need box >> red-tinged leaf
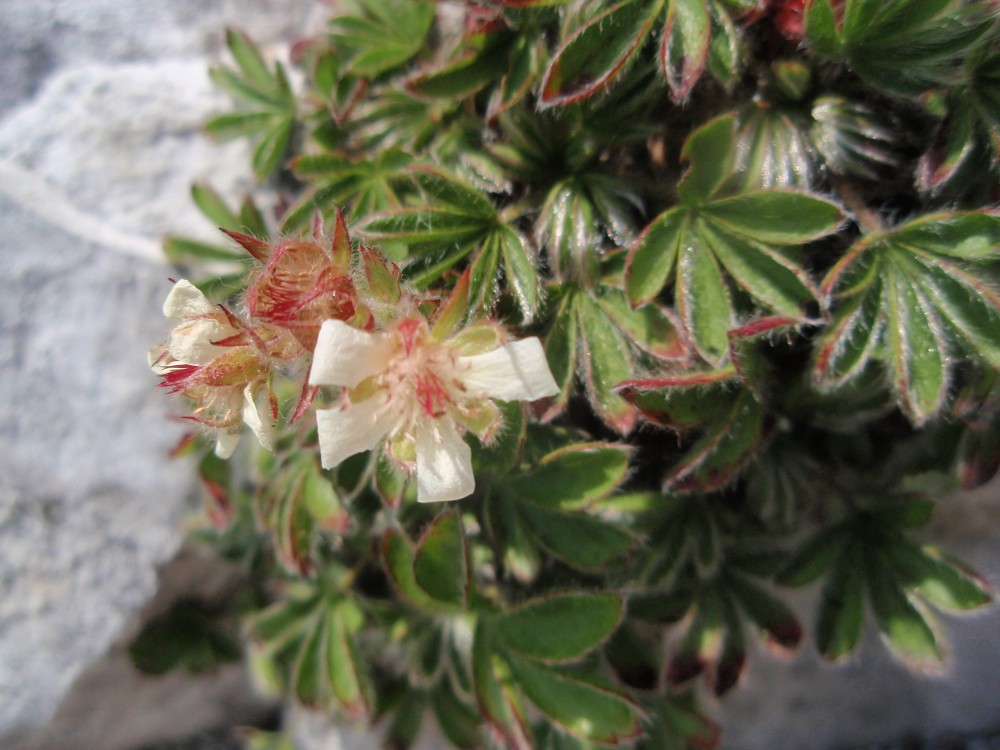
[812,276,883,385]
[432,269,472,341]
[596,285,690,360]
[727,574,803,649]
[576,294,638,433]
[883,264,948,425]
[221,228,270,262]
[488,36,545,120]
[666,390,767,492]
[661,0,712,102]
[676,230,733,365]
[618,365,738,393]
[918,102,976,193]
[539,0,664,108]
[359,245,401,307]
[330,207,352,270]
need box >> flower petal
[242,384,275,450]
[310,319,393,389]
[315,393,394,469]
[415,417,475,503]
[168,318,232,365]
[459,337,559,402]
[163,279,217,323]
[214,428,240,459]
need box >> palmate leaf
[207,29,296,180]
[246,584,372,717]
[544,283,687,433]
[626,116,841,364]
[779,499,993,667]
[814,211,1000,425]
[540,0,665,108]
[803,0,994,97]
[635,559,802,696]
[540,0,744,106]
[484,441,636,581]
[473,620,644,747]
[357,166,540,319]
[620,362,770,494]
[329,0,435,78]
[284,148,413,233]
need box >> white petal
[242,385,275,451]
[310,320,393,388]
[147,342,169,373]
[168,318,231,365]
[163,279,217,323]
[415,418,475,503]
[214,429,240,459]
[458,337,559,402]
[315,394,394,469]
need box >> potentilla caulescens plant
[147,3,1000,748]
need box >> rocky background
[0,2,998,749]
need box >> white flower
[150,280,274,458]
[308,317,559,503]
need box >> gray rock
[0,190,196,732]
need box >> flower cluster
[152,218,558,503]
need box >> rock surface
[1,1,1000,749]
[0,0,322,738]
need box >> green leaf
[518,501,636,571]
[883,264,948,424]
[883,540,993,611]
[676,229,732,365]
[493,593,624,663]
[677,115,736,205]
[702,190,844,245]
[190,183,241,230]
[163,236,246,264]
[661,0,712,101]
[327,601,370,717]
[359,208,487,245]
[665,390,767,493]
[803,0,842,56]
[330,0,435,77]
[595,286,688,360]
[412,166,497,218]
[382,531,440,610]
[892,211,1000,260]
[540,0,664,108]
[727,574,802,648]
[699,220,819,319]
[413,510,470,608]
[408,38,514,100]
[626,207,686,305]
[576,294,638,433]
[778,528,848,586]
[816,545,865,660]
[472,623,532,748]
[506,654,645,744]
[226,28,279,95]
[509,443,631,510]
[251,117,294,180]
[545,290,579,416]
[497,224,540,321]
[865,551,941,667]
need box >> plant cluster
[148,1,1000,747]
